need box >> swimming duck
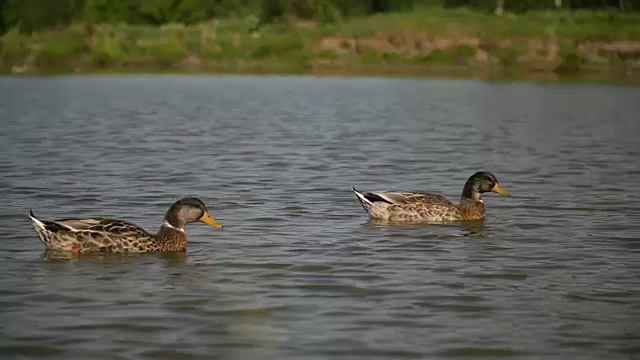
[28,197,222,253]
[352,171,510,223]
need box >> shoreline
[4,63,639,86]
[2,8,640,85]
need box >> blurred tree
[495,0,504,14]
[83,0,139,24]
[139,0,176,24]
[2,0,83,32]
[0,0,7,32]
[2,0,640,34]
[173,0,211,23]
[260,0,343,22]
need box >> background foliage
[1,0,639,33]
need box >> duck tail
[352,187,373,212]
[27,209,47,231]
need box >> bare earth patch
[317,33,640,69]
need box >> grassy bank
[2,8,640,82]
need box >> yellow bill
[491,183,511,197]
[199,211,223,228]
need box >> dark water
[1,75,639,359]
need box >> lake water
[0,75,639,359]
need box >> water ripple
[0,75,639,359]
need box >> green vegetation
[1,1,639,81]
[2,0,639,33]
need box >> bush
[250,33,306,59]
[141,38,188,65]
[33,27,87,68]
[316,49,338,59]
[90,31,129,67]
[452,44,476,63]
[497,46,522,67]
[358,49,382,64]
[413,49,452,63]
[0,28,30,64]
[556,43,584,73]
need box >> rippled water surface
[1,75,639,359]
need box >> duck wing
[356,190,456,206]
[28,210,153,252]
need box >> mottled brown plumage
[353,172,510,223]
[28,197,223,254]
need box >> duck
[28,197,222,254]
[352,171,510,223]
